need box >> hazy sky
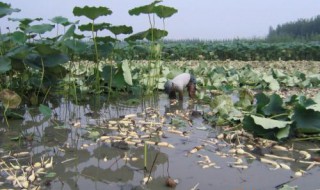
[1,0,319,40]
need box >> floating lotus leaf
[0,2,20,18]
[73,6,112,20]
[0,89,21,109]
[243,115,291,140]
[0,56,11,73]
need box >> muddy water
[0,93,319,190]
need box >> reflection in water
[0,93,319,190]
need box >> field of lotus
[1,1,320,189]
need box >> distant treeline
[267,15,320,42]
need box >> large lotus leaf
[263,74,280,91]
[250,115,291,129]
[25,24,54,34]
[6,45,33,59]
[96,43,113,58]
[272,68,286,79]
[108,25,133,35]
[242,115,291,140]
[10,31,27,44]
[154,5,178,19]
[146,28,168,41]
[95,36,117,44]
[78,23,110,32]
[62,39,88,54]
[238,66,260,85]
[0,56,11,73]
[262,93,286,116]
[112,70,126,89]
[0,89,21,109]
[58,24,76,41]
[121,60,132,86]
[125,28,168,42]
[25,53,69,68]
[73,6,112,20]
[255,92,270,113]
[0,2,20,18]
[292,104,320,134]
[235,88,254,109]
[128,1,161,16]
[307,94,320,112]
[210,94,234,115]
[50,16,69,25]
[101,65,116,84]
[42,54,69,67]
[34,43,60,55]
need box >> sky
[1,0,320,40]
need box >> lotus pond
[1,60,320,190]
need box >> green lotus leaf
[154,5,178,19]
[73,6,112,20]
[210,94,234,115]
[78,23,110,32]
[121,60,133,86]
[39,104,52,118]
[243,115,291,140]
[6,45,33,59]
[108,25,133,35]
[263,74,280,91]
[128,1,161,16]
[0,56,11,73]
[50,16,69,25]
[0,89,21,109]
[125,28,168,42]
[262,93,286,116]
[10,31,27,44]
[34,43,60,55]
[62,39,88,54]
[0,2,20,18]
[292,104,320,134]
[26,24,54,34]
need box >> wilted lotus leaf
[0,89,21,108]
